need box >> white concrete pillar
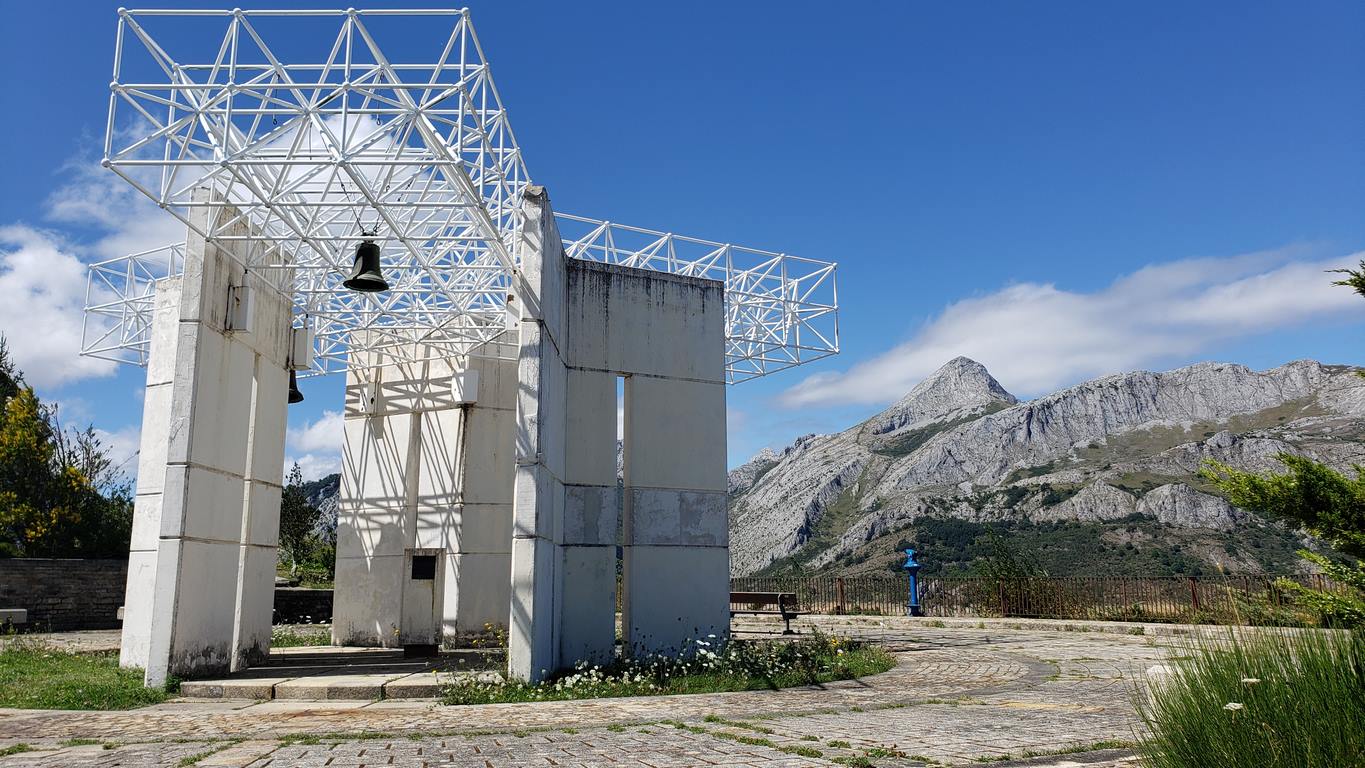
[621,376,729,656]
[508,185,571,681]
[508,190,731,677]
[333,343,517,647]
[561,256,729,659]
[120,200,293,685]
[558,368,620,668]
[332,386,413,646]
[442,354,517,635]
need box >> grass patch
[1136,629,1363,768]
[270,626,331,648]
[0,744,34,757]
[1025,739,1135,757]
[176,745,229,767]
[277,734,322,746]
[0,640,169,710]
[442,633,893,705]
[718,731,776,748]
[702,715,774,734]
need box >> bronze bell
[343,239,389,292]
[288,369,304,404]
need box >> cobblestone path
[0,624,1170,767]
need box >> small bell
[288,369,304,404]
[343,239,389,292]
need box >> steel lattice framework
[81,8,838,383]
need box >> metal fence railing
[730,575,1345,625]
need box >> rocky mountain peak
[727,447,780,495]
[728,357,1365,577]
[866,357,1018,437]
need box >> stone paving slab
[383,672,446,699]
[272,673,391,701]
[0,624,1171,767]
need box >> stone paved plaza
[0,618,1178,767]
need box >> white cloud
[46,157,186,261]
[288,409,344,454]
[0,143,194,391]
[780,250,1365,408]
[286,452,341,482]
[286,410,344,480]
[0,226,117,389]
[94,424,142,478]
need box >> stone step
[179,668,501,701]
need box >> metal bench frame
[729,591,808,634]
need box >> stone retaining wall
[0,560,338,631]
[0,558,128,631]
[273,587,333,624]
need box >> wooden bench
[729,591,808,634]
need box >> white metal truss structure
[82,8,838,382]
[556,215,837,383]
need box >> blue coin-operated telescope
[902,548,924,617]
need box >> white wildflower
[1241,678,1261,685]
[1223,702,1244,711]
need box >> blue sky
[1,1,1362,478]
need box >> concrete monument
[82,8,838,686]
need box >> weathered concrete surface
[332,338,518,647]
[508,186,729,679]
[122,187,730,687]
[121,198,293,686]
[507,186,576,682]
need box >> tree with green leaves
[278,462,321,579]
[1202,457,1365,626]
[1198,264,1365,626]
[0,338,134,558]
[1331,259,1365,299]
[0,386,58,556]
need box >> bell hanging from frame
[288,369,305,404]
[343,239,389,292]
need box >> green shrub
[442,631,893,705]
[1136,629,1364,768]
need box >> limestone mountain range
[297,357,1365,577]
[728,357,1365,576]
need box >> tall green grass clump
[0,637,170,710]
[1136,629,1364,768]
